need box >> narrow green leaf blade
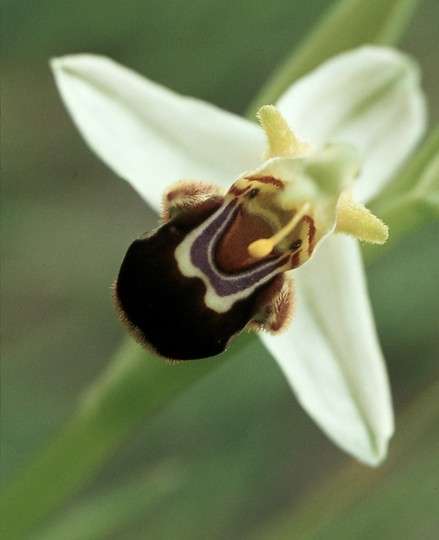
[247,0,422,115]
[0,334,254,540]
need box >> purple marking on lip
[190,200,285,297]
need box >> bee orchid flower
[51,46,426,465]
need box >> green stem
[30,462,186,540]
[363,126,439,262]
[0,335,252,539]
[246,0,421,116]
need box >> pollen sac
[114,180,299,361]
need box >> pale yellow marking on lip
[248,202,311,258]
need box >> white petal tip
[50,54,114,76]
[347,418,394,467]
[361,443,390,467]
[50,54,77,71]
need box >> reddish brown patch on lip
[245,175,285,190]
[303,215,316,255]
[291,251,302,268]
[215,208,275,273]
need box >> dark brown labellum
[114,196,290,361]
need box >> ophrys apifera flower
[113,105,387,362]
[51,46,426,464]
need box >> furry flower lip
[113,106,387,361]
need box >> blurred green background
[2,1,439,539]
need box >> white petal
[277,46,427,203]
[51,55,264,212]
[260,235,394,465]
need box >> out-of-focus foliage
[2,1,438,539]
